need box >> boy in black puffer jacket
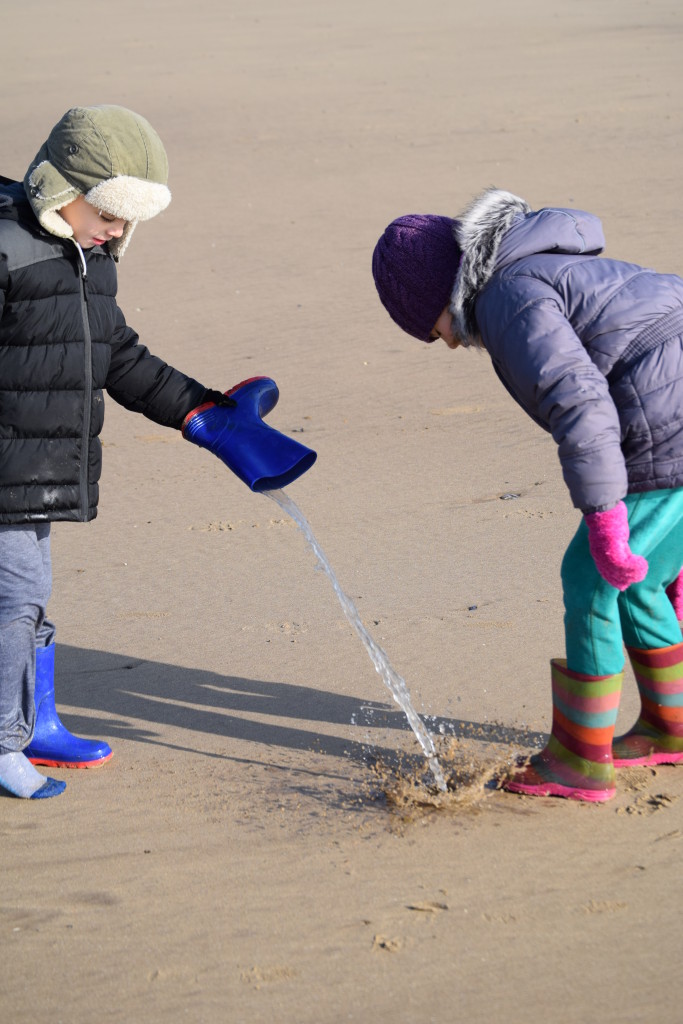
[0,105,234,799]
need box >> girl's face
[429,308,461,349]
[58,196,126,249]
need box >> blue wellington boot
[25,643,113,768]
[183,376,317,491]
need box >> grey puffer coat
[0,179,208,524]
[449,189,683,512]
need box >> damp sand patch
[359,734,529,825]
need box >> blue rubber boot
[183,377,317,491]
[25,643,113,768]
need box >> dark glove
[201,389,237,409]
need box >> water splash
[266,488,447,792]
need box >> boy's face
[429,308,461,349]
[58,196,126,249]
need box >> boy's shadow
[54,645,545,776]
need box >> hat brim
[84,176,171,222]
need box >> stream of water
[266,488,447,792]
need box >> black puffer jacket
[0,180,208,523]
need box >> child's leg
[0,525,51,755]
[618,490,683,650]
[22,530,112,769]
[0,525,65,799]
[0,615,37,757]
[26,638,113,768]
[504,500,638,803]
[507,489,683,799]
[562,520,624,677]
[563,489,683,671]
[502,658,621,802]
[613,490,683,764]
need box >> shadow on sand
[47,644,545,779]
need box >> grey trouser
[0,524,55,754]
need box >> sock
[0,751,66,799]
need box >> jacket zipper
[75,243,93,519]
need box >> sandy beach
[2,1,683,1020]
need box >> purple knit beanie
[372,214,462,341]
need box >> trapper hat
[24,104,171,260]
[372,214,462,342]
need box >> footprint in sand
[372,934,403,952]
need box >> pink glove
[584,501,648,591]
[666,570,683,620]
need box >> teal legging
[562,488,683,676]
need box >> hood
[449,188,605,345]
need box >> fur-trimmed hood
[449,188,605,346]
[23,105,171,261]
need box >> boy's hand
[584,501,648,591]
[201,389,237,409]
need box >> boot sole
[27,751,113,769]
[503,779,615,803]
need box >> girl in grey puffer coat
[372,188,683,804]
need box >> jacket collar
[449,189,531,346]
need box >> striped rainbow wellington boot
[612,643,683,767]
[503,659,622,803]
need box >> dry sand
[2,1,683,1021]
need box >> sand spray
[266,488,448,792]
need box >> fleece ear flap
[25,160,80,238]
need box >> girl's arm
[485,294,628,513]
